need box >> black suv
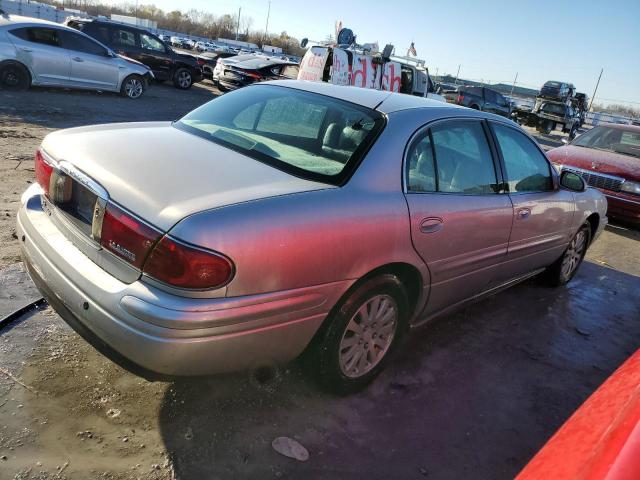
[538,81,575,101]
[66,19,202,89]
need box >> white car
[0,15,153,98]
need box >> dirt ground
[1,84,639,480]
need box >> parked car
[454,86,512,118]
[213,55,299,91]
[66,18,202,89]
[517,349,640,480]
[0,15,153,98]
[196,50,235,81]
[18,81,606,392]
[538,80,575,102]
[547,124,640,224]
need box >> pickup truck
[454,86,512,118]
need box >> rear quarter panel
[168,111,437,306]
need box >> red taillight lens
[196,58,205,66]
[456,94,464,104]
[100,203,161,269]
[239,69,261,80]
[35,149,54,196]
[143,236,234,290]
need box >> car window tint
[113,29,137,47]
[140,33,165,52]
[14,27,60,47]
[492,123,553,193]
[92,26,112,46]
[406,133,436,192]
[430,121,497,194]
[485,89,497,103]
[256,96,327,139]
[59,31,106,56]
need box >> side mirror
[560,170,586,192]
[300,38,308,48]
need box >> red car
[517,350,640,480]
[547,124,640,224]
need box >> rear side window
[256,96,327,139]
[492,123,552,193]
[113,28,137,48]
[407,121,498,195]
[11,27,60,47]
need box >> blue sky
[109,0,640,106]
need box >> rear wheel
[120,75,145,99]
[313,274,409,393]
[0,62,30,90]
[173,68,193,89]
[544,223,591,286]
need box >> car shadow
[157,261,640,479]
[606,220,640,238]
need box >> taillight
[456,94,464,104]
[35,149,54,196]
[143,236,234,290]
[239,69,261,80]
[196,58,205,66]
[100,203,161,269]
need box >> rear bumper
[17,185,347,378]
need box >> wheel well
[470,104,480,110]
[303,262,424,354]
[585,213,599,243]
[0,60,32,83]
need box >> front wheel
[120,75,145,99]
[173,68,193,89]
[544,223,591,286]
[313,274,409,393]
[0,62,30,90]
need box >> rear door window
[113,28,137,48]
[11,27,60,47]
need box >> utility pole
[235,7,241,41]
[588,68,603,111]
[454,64,461,85]
[264,1,271,44]
[510,72,518,96]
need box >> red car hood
[547,145,640,182]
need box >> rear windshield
[175,85,385,185]
[540,103,565,115]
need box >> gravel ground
[0,83,639,480]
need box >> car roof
[0,14,61,28]
[593,123,640,133]
[259,80,462,114]
[234,57,295,69]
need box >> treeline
[43,0,307,55]
[592,103,640,118]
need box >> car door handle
[419,217,444,234]
[516,208,531,219]
[72,57,84,62]
[20,47,33,52]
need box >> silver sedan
[0,15,153,98]
[17,80,607,392]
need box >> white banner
[351,54,376,89]
[297,47,329,82]
[381,61,402,92]
[330,48,350,86]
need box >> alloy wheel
[338,294,398,378]
[3,70,19,87]
[178,71,192,88]
[561,230,587,278]
[125,78,143,99]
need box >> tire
[173,68,193,89]
[0,62,30,90]
[120,74,145,99]
[544,223,591,287]
[313,274,409,393]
